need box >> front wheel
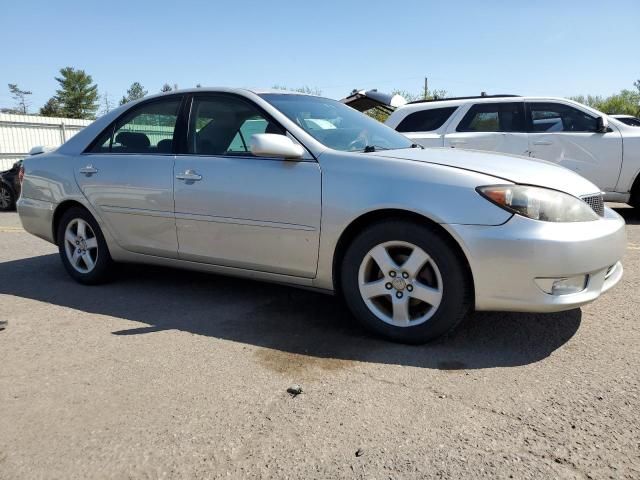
[57,207,113,284]
[340,220,472,344]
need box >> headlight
[477,185,600,222]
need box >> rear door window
[396,107,458,132]
[456,102,525,132]
[90,98,181,154]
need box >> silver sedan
[17,88,626,343]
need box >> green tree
[40,97,62,117]
[53,67,99,119]
[119,82,148,105]
[570,86,640,116]
[8,83,32,114]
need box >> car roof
[128,87,321,105]
[398,95,587,109]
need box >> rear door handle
[449,139,467,147]
[176,170,203,181]
[79,165,98,176]
[532,140,552,146]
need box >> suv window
[619,117,640,127]
[396,107,457,132]
[188,96,284,156]
[528,102,598,132]
[456,102,525,133]
[90,99,181,154]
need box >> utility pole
[424,77,428,100]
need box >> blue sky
[2,0,639,112]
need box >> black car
[0,160,22,211]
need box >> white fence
[0,113,92,170]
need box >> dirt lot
[1,207,639,479]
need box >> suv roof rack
[407,94,521,105]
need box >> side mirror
[29,145,55,156]
[596,116,609,133]
[250,134,305,159]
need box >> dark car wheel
[57,207,113,285]
[0,183,15,211]
[340,220,472,344]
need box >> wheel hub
[391,277,407,291]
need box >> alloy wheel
[63,218,99,274]
[358,240,443,327]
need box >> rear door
[77,96,182,257]
[526,102,623,191]
[173,94,321,277]
[444,101,530,156]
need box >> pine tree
[54,67,99,119]
[119,82,148,105]
[8,83,32,114]
[40,97,62,117]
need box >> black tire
[56,207,113,285]
[0,183,15,211]
[340,220,472,344]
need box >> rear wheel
[0,183,14,211]
[340,220,472,344]
[57,207,113,284]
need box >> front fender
[313,151,512,290]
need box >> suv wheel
[340,220,472,344]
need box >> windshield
[260,93,414,152]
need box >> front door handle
[79,165,98,176]
[176,169,203,181]
[532,140,553,146]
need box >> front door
[526,102,623,192]
[76,97,182,257]
[444,101,530,157]
[173,94,321,278]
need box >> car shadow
[0,254,582,370]
[612,205,640,225]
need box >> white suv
[344,92,640,207]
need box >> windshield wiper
[360,144,420,153]
[361,145,395,153]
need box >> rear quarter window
[396,107,458,132]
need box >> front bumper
[448,206,626,312]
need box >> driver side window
[528,103,598,133]
[187,96,285,156]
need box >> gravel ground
[0,207,639,479]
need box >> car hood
[369,147,601,197]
